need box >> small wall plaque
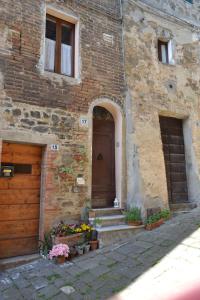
[77,177,85,185]
[80,117,88,127]
[103,33,114,45]
[51,144,59,151]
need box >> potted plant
[75,243,84,255]
[93,218,102,228]
[160,209,171,220]
[51,222,92,247]
[124,207,143,226]
[48,243,70,264]
[89,230,99,250]
[84,243,91,253]
[145,212,164,231]
[38,232,53,258]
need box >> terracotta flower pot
[145,218,164,231]
[89,240,99,251]
[127,220,143,226]
[53,233,83,247]
[56,255,66,264]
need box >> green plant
[124,207,142,222]
[160,209,170,220]
[93,218,102,227]
[38,232,53,257]
[58,166,73,174]
[145,212,161,225]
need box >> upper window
[158,39,174,65]
[158,40,169,64]
[45,14,75,77]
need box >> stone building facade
[1,0,200,258]
[123,0,200,214]
[0,0,125,243]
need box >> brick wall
[0,0,125,231]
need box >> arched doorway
[92,106,116,208]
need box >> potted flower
[51,222,92,247]
[124,207,143,226]
[89,229,99,250]
[145,212,164,231]
[93,218,102,228]
[48,243,70,264]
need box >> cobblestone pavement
[1,208,200,300]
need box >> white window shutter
[168,40,175,65]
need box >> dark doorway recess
[92,106,115,208]
[159,116,188,204]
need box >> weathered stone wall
[0,0,125,231]
[124,0,200,214]
[139,0,200,26]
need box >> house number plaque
[51,144,59,151]
[80,117,88,127]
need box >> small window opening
[158,40,169,64]
[45,14,75,77]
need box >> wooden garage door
[0,142,42,259]
[159,116,188,203]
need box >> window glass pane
[61,24,73,76]
[62,24,72,45]
[161,44,167,64]
[46,19,56,41]
[45,19,56,72]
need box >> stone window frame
[45,14,75,77]
[157,38,175,66]
[40,6,81,84]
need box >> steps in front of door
[97,224,144,247]
[89,208,144,247]
[170,202,197,214]
[89,214,125,227]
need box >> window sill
[41,70,81,85]
[158,61,176,67]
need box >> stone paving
[1,208,200,300]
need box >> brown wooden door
[92,119,115,208]
[0,142,42,259]
[159,116,188,203]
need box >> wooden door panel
[159,116,188,204]
[0,237,38,258]
[2,143,42,156]
[0,220,39,239]
[0,204,40,221]
[0,190,40,204]
[8,176,40,189]
[1,153,41,164]
[92,119,115,208]
[0,142,42,258]
[0,179,9,189]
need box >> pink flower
[48,244,70,260]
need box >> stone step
[89,214,125,227]
[96,224,144,247]
[170,202,197,212]
[0,254,40,271]
[89,208,123,218]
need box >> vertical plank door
[92,119,115,208]
[0,142,42,259]
[159,117,188,203]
